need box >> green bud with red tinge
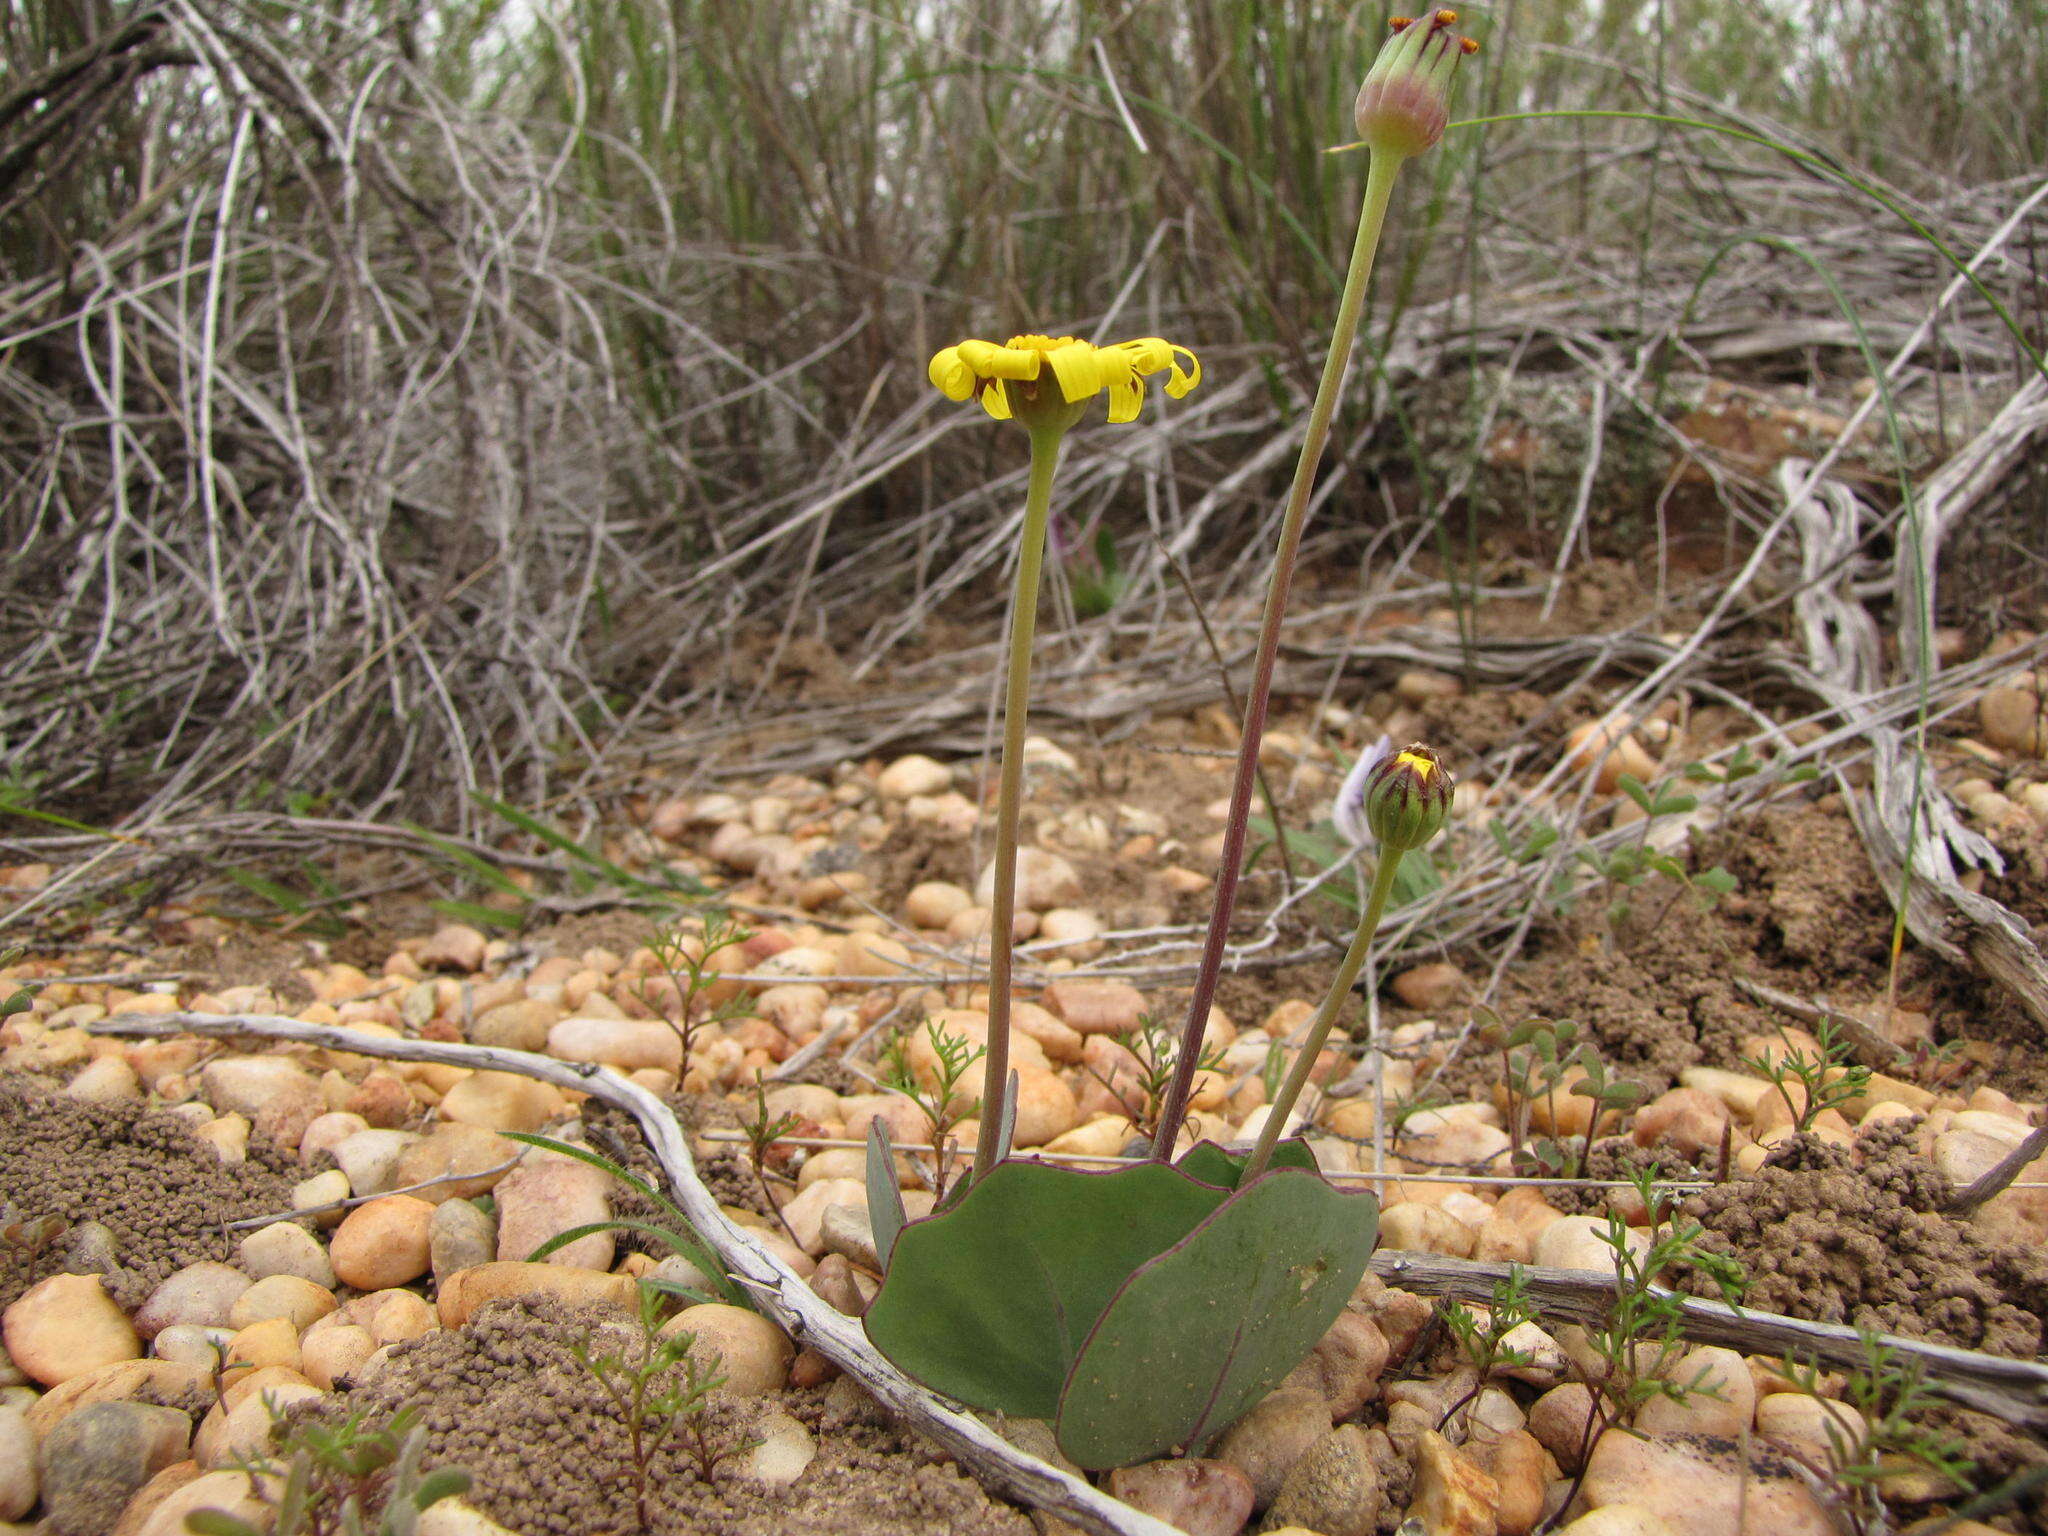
[1364,743,1453,852]
[1355,10,1479,161]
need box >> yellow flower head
[928,334,1201,427]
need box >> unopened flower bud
[1364,743,1453,852]
[1355,10,1478,160]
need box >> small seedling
[1741,1017,1872,1135]
[1555,1165,1746,1512]
[1778,1332,1974,1536]
[0,947,38,1021]
[637,909,754,1080]
[737,1071,804,1248]
[1438,1267,1538,1429]
[1097,1014,1226,1147]
[184,1403,469,1536]
[877,1018,984,1202]
[1577,773,1737,939]
[1495,1018,1645,1179]
[570,1283,752,1528]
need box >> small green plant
[877,1018,984,1203]
[184,1404,469,1536]
[737,1071,804,1248]
[637,909,754,1081]
[1577,773,1738,938]
[1438,1267,1539,1429]
[0,947,36,1022]
[1495,1018,1646,1178]
[1777,1332,1974,1536]
[1098,1014,1226,1148]
[571,1283,752,1529]
[1060,518,1130,619]
[1741,1017,1873,1135]
[1555,1166,1747,1511]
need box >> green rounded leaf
[863,1159,1232,1417]
[1054,1168,1378,1470]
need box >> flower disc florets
[1354,9,1478,160]
[928,334,1201,429]
[1364,742,1453,852]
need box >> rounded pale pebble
[1531,1215,1648,1274]
[1210,1388,1333,1508]
[356,1290,436,1346]
[300,1111,370,1164]
[877,754,952,798]
[329,1128,419,1197]
[904,881,974,929]
[1037,908,1102,948]
[223,1317,300,1379]
[301,1325,377,1389]
[777,1179,867,1256]
[127,1468,269,1536]
[226,1275,337,1333]
[468,998,561,1053]
[1552,1510,1684,1536]
[1579,1430,1834,1535]
[1755,1392,1865,1465]
[546,1016,681,1075]
[493,1156,613,1270]
[1010,1001,1084,1064]
[149,1326,234,1368]
[796,1147,872,1191]
[389,1123,519,1204]
[289,1170,353,1230]
[64,1055,141,1103]
[1391,962,1467,1012]
[418,923,489,973]
[1527,1382,1598,1470]
[0,1404,33,1520]
[1009,1066,1080,1149]
[1107,1458,1256,1536]
[1379,1203,1477,1259]
[430,1200,498,1284]
[737,1407,816,1487]
[2,1274,141,1387]
[194,1382,324,1468]
[416,1496,527,1535]
[329,1196,435,1291]
[133,1264,252,1340]
[435,1263,637,1329]
[192,1115,249,1163]
[974,847,1082,912]
[220,1362,311,1415]
[435,1072,564,1134]
[658,1305,793,1395]
[235,1222,335,1289]
[199,1057,320,1120]
[1041,977,1147,1036]
[1633,1345,1753,1438]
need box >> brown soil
[1682,1129,2048,1356]
[0,1076,295,1309]
[342,1295,1033,1536]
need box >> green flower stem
[1241,841,1402,1182]
[975,420,1066,1183]
[1151,148,1406,1161]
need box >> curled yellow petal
[1106,381,1143,424]
[957,339,1041,381]
[928,348,976,402]
[1045,340,1113,403]
[1164,345,1201,398]
[979,381,1013,421]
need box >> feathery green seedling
[570,1284,751,1529]
[1100,1014,1227,1148]
[184,1404,469,1536]
[1494,1018,1646,1180]
[1577,772,1737,941]
[1742,1017,1873,1136]
[1778,1332,1974,1535]
[737,1072,804,1248]
[1553,1165,1747,1516]
[636,910,754,1083]
[1438,1267,1538,1430]
[877,1018,986,1203]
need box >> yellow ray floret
[928,333,1201,424]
